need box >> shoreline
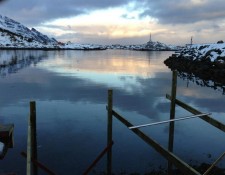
[0,47,177,51]
[164,55,225,85]
[164,43,225,85]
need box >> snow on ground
[179,43,225,63]
[0,32,11,46]
[63,43,106,50]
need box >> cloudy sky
[0,0,225,45]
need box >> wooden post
[27,101,38,175]
[107,89,113,175]
[168,71,177,174]
[27,112,32,175]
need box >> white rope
[129,113,211,129]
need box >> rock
[164,43,225,86]
[217,40,224,44]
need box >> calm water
[0,50,224,174]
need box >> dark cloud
[0,0,131,26]
[0,0,7,3]
[140,0,225,24]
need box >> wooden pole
[28,101,38,175]
[107,89,113,175]
[22,152,56,175]
[27,116,32,175]
[168,71,177,174]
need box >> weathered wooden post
[27,101,38,175]
[168,71,177,175]
[107,89,113,175]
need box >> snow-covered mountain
[0,15,106,50]
[0,15,59,48]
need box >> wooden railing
[105,71,225,175]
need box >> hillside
[0,15,59,48]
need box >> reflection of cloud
[38,50,156,93]
[42,56,152,76]
[0,50,172,118]
[0,50,224,120]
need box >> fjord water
[0,50,224,174]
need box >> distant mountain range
[106,40,178,51]
[0,14,178,50]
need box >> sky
[0,0,225,45]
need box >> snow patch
[177,43,225,63]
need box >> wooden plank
[203,152,225,175]
[83,141,114,175]
[21,152,57,175]
[110,109,201,175]
[166,94,225,132]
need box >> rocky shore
[164,42,225,85]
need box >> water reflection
[37,50,165,94]
[178,71,225,95]
[0,50,48,77]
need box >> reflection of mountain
[0,50,48,76]
[178,71,225,95]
